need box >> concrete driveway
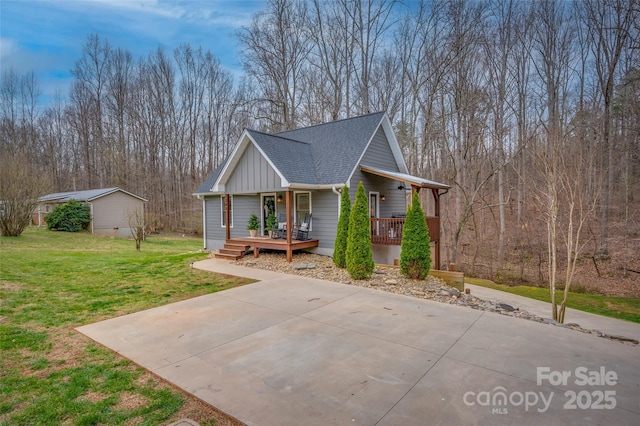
[77,260,640,426]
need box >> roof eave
[360,165,450,190]
[87,188,148,202]
[287,183,347,190]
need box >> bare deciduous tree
[582,0,638,258]
[128,208,146,251]
[0,153,49,236]
[238,0,311,131]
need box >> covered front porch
[218,190,318,262]
[361,165,449,269]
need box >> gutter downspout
[332,185,346,218]
[202,197,207,249]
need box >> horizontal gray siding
[229,195,260,239]
[309,189,339,249]
[360,127,401,173]
[204,196,223,249]
[350,127,406,217]
[226,143,286,193]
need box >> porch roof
[360,165,450,190]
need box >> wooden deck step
[214,252,244,260]
[213,241,252,260]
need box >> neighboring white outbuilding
[35,187,147,237]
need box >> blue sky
[1,0,266,105]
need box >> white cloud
[0,37,18,62]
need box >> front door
[261,194,276,235]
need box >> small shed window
[221,195,233,228]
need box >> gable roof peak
[275,111,386,136]
[246,128,310,145]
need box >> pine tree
[333,186,351,268]
[400,191,431,279]
[346,182,374,279]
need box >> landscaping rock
[385,279,398,285]
[497,302,516,312]
[444,288,461,297]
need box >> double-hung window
[294,192,311,229]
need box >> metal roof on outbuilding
[39,187,148,203]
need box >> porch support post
[286,190,292,262]
[431,188,440,270]
[225,194,231,241]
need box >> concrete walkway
[77,259,640,426]
[464,284,640,342]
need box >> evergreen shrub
[46,200,91,232]
[333,187,351,268]
[400,191,431,279]
[345,182,374,279]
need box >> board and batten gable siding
[225,143,286,194]
[349,126,406,216]
[91,192,144,237]
[203,194,261,249]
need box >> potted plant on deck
[266,213,278,238]
[247,213,260,237]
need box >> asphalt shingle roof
[195,162,226,194]
[195,112,388,193]
[276,112,386,184]
[247,130,318,185]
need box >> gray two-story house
[194,112,449,267]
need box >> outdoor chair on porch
[274,213,287,239]
[293,213,312,240]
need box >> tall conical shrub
[400,191,431,279]
[333,186,351,268]
[346,182,374,279]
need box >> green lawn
[0,227,250,425]
[465,277,640,324]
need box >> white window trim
[221,195,233,228]
[294,191,312,230]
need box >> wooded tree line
[1,0,638,285]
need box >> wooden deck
[223,236,319,262]
[370,217,440,245]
